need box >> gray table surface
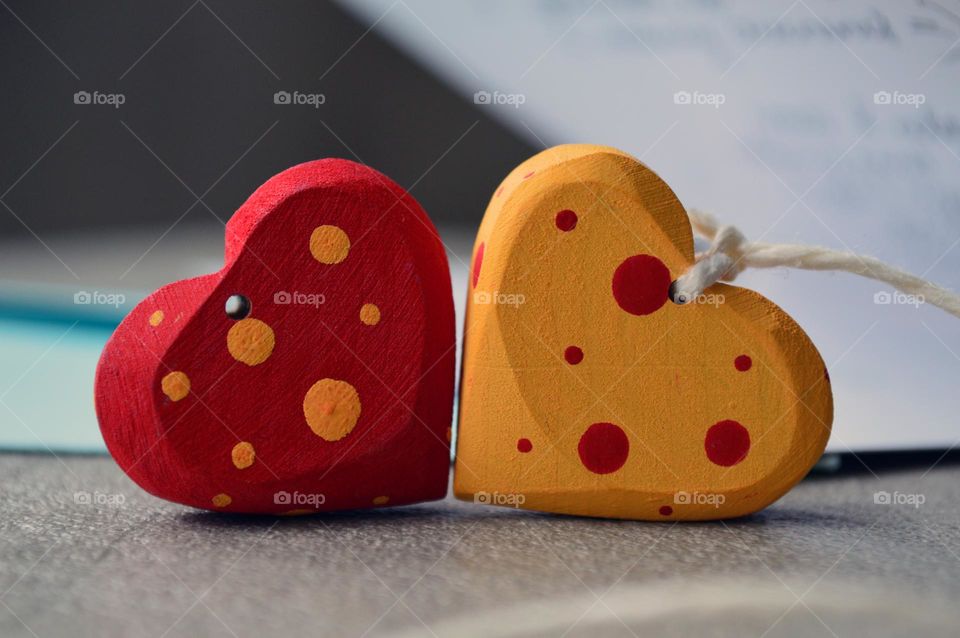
[1,452,958,638]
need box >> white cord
[671,208,960,319]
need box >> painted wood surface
[95,159,455,514]
[454,144,833,521]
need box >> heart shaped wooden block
[454,145,833,520]
[96,159,455,514]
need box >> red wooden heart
[95,159,455,513]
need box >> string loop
[672,209,960,319]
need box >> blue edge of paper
[0,285,133,453]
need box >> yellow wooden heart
[454,144,832,521]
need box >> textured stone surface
[1,452,958,637]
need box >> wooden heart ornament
[454,144,832,520]
[96,159,455,513]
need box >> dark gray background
[0,0,534,235]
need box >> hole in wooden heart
[667,280,688,305]
[225,294,251,320]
